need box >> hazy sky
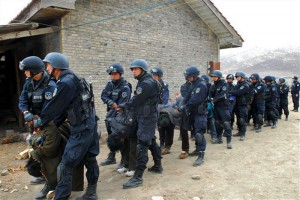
[1,0,299,55]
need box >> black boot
[263,121,272,127]
[123,170,144,189]
[255,125,262,133]
[148,160,163,173]
[271,121,277,129]
[76,184,98,200]
[217,135,223,144]
[233,132,241,137]
[193,151,205,166]
[100,151,116,166]
[211,137,218,144]
[226,137,232,149]
[35,182,49,200]
[189,149,199,156]
[285,115,288,121]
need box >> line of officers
[18,53,300,199]
[100,61,300,189]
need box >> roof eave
[185,0,244,49]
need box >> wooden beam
[0,27,54,41]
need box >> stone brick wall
[60,0,219,131]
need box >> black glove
[24,111,34,122]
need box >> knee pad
[269,111,276,119]
[194,133,204,145]
[223,121,231,132]
[238,118,246,126]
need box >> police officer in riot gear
[291,76,300,112]
[201,74,217,144]
[209,70,233,149]
[263,75,279,129]
[150,67,175,155]
[120,59,162,189]
[38,52,99,200]
[19,56,53,198]
[278,78,289,120]
[226,74,236,128]
[100,64,131,166]
[230,72,250,141]
[179,66,208,166]
[249,73,266,132]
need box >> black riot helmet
[250,73,260,81]
[226,74,234,80]
[107,63,124,75]
[150,67,164,77]
[43,52,69,69]
[263,76,273,82]
[279,78,285,83]
[130,59,149,71]
[184,66,200,78]
[201,74,210,83]
[210,70,223,78]
[19,56,45,76]
[235,71,247,79]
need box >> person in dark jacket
[100,64,131,167]
[150,67,175,155]
[19,56,72,199]
[278,78,289,120]
[249,73,266,132]
[263,76,279,129]
[230,72,250,141]
[37,52,99,200]
[119,59,162,189]
[209,70,232,149]
[179,66,208,166]
[291,76,300,112]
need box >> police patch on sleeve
[195,87,201,93]
[240,86,244,89]
[272,87,276,91]
[257,86,261,89]
[122,92,127,98]
[222,86,227,91]
[45,91,53,100]
[136,87,143,95]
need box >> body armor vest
[26,74,49,116]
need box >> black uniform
[291,80,300,111]
[209,79,232,146]
[122,72,161,188]
[230,80,250,140]
[279,83,289,119]
[251,81,266,131]
[264,82,279,127]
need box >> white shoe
[117,167,128,173]
[125,170,135,177]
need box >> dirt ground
[0,104,299,200]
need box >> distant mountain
[220,48,300,78]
